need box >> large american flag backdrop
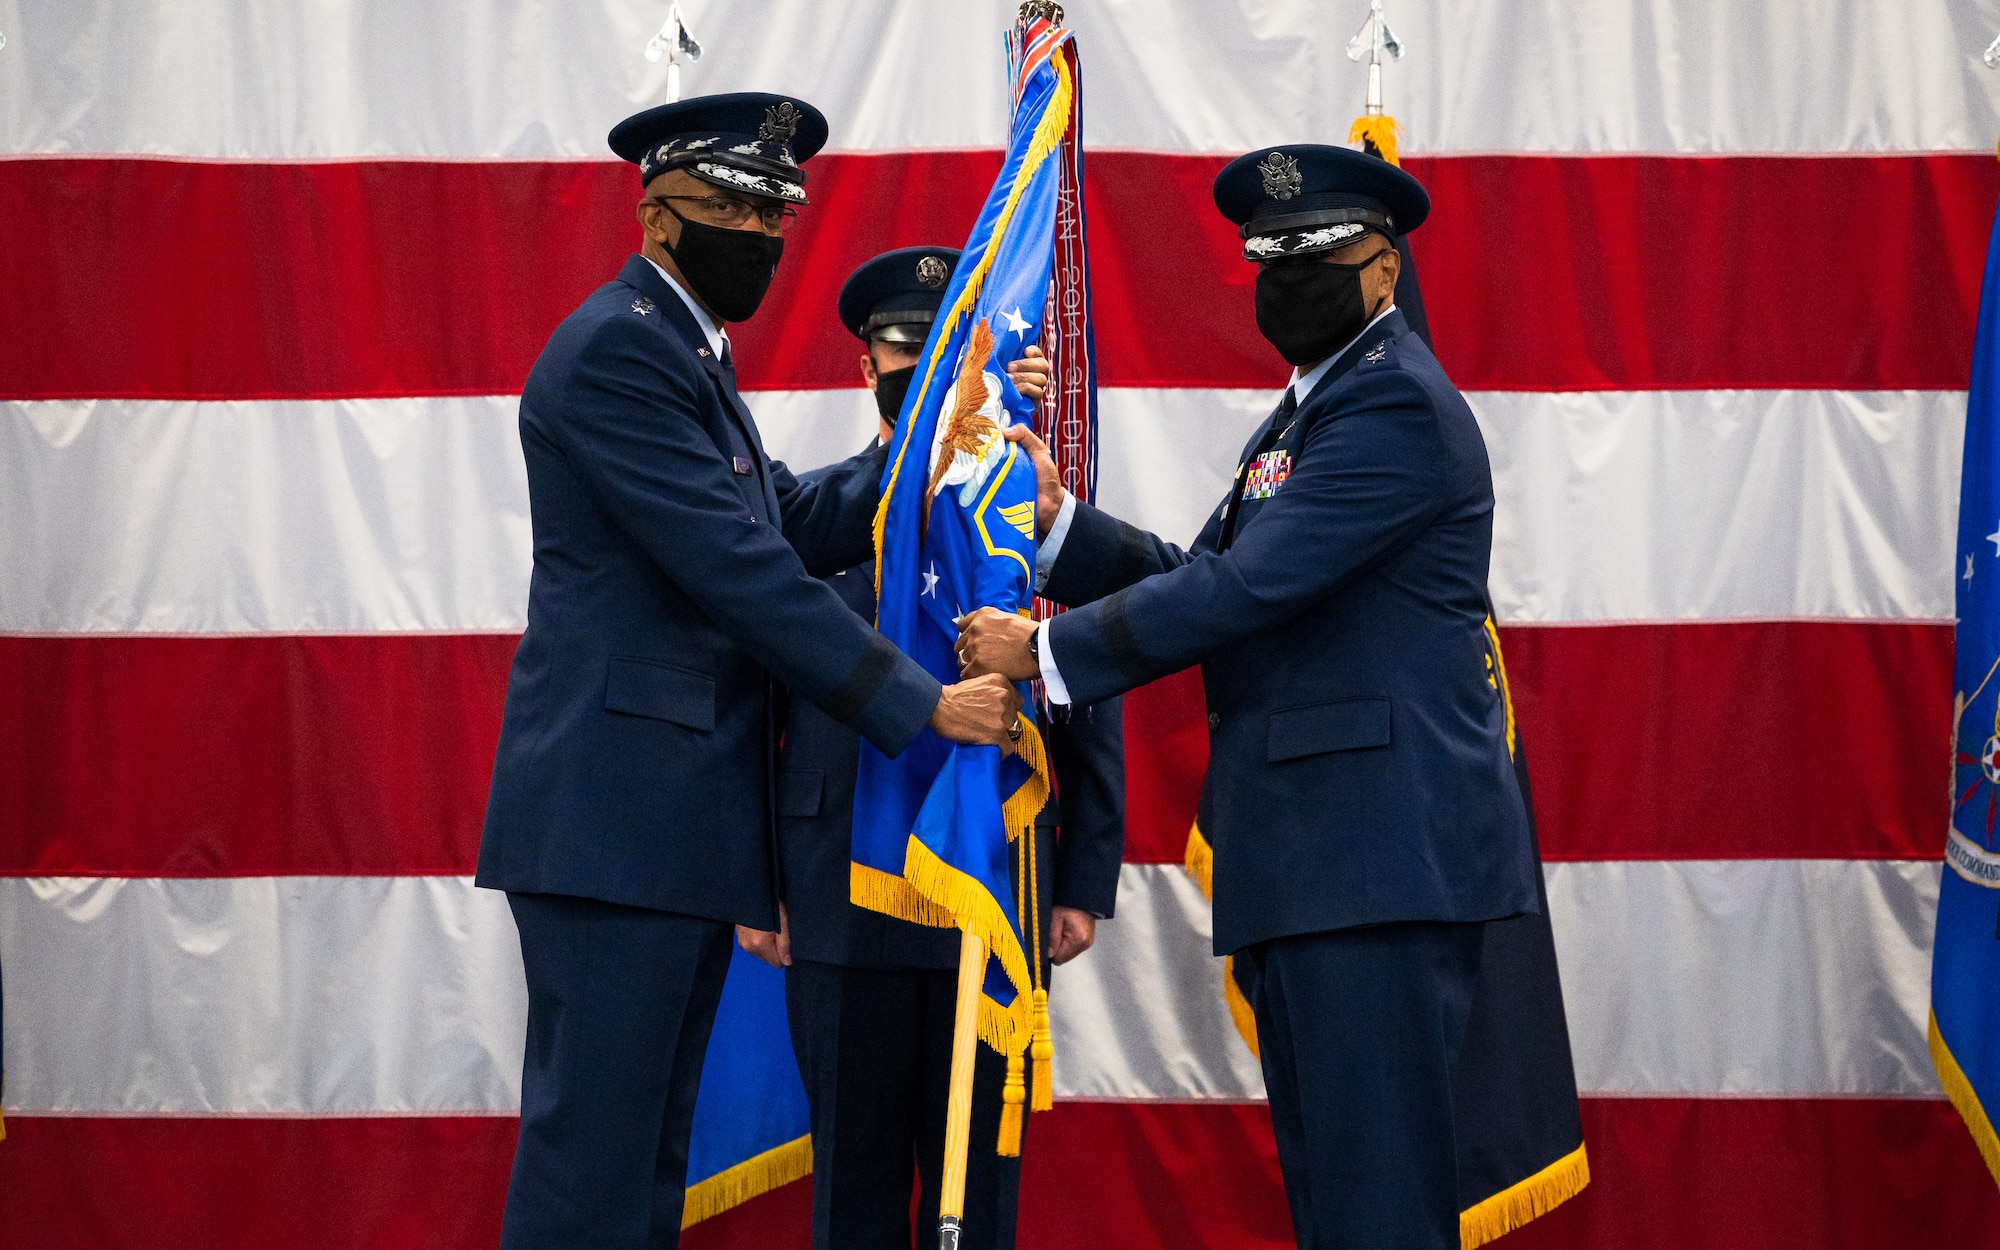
[6,1,2000,1245]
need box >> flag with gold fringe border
[679,948,811,1228]
[849,4,1089,1157]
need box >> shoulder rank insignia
[631,296,656,317]
[1243,449,1292,501]
[1363,342,1388,363]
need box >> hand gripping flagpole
[644,2,702,103]
[933,23,1067,1249]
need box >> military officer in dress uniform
[476,96,1046,1249]
[956,146,1540,1249]
[732,247,1126,1250]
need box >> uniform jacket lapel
[1213,308,1413,552]
[617,255,782,521]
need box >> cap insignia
[1259,152,1302,201]
[759,101,802,143]
[916,256,950,289]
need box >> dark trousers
[500,891,736,1250]
[785,960,1024,1250]
[1246,921,1485,1250]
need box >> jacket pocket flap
[778,770,825,818]
[1267,697,1392,762]
[604,657,715,731]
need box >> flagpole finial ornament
[1345,0,1403,117]
[1985,31,2000,69]
[1018,1,1064,24]
[645,3,703,103]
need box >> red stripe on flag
[3,154,1988,399]
[1021,1100,2000,1250]
[0,1116,515,1250]
[1503,620,1953,861]
[3,1100,1994,1249]
[1,621,1949,875]
[1117,620,1953,864]
[0,634,514,876]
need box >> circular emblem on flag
[916,256,950,289]
[1981,734,2000,785]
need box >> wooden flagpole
[937,927,987,1250]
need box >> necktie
[1215,387,1297,552]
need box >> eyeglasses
[651,194,799,232]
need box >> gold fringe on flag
[1220,954,1261,1061]
[1183,821,1214,898]
[679,1135,814,1229]
[1932,1010,2000,1187]
[1458,1143,1590,1249]
[1348,114,1401,167]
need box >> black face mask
[661,204,785,323]
[872,364,917,426]
[1254,247,1390,368]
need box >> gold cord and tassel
[1347,114,1401,167]
[997,786,1054,1155]
[997,1049,1028,1156]
[1030,987,1054,1112]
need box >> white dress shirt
[1033,305,1398,705]
[644,255,727,360]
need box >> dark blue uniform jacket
[1043,311,1538,955]
[777,552,1126,968]
[478,257,942,929]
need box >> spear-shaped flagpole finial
[1345,0,1403,117]
[1985,31,2000,69]
[1345,0,1406,164]
[645,2,702,103]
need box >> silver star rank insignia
[1363,343,1388,363]
[631,297,656,316]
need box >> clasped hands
[928,349,1063,750]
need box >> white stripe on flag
[4,0,1996,158]
[0,862,1942,1115]
[4,389,1959,634]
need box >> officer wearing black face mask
[730,245,1125,1250]
[954,144,1539,1250]
[478,94,1031,1248]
